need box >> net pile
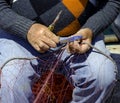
[32,70,73,103]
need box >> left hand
[67,28,93,54]
[27,23,59,53]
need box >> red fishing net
[32,70,73,103]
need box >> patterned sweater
[0,0,120,39]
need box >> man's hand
[67,28,93,54]
[27,23,59,53]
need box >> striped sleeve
[82,0,120,37]
[0,0,35,39]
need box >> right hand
[67,28,93,54]
[27,23,59,53]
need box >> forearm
[0,0,35,39]
[82,0,120,37]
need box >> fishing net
[0,50,74,103]
[31,50,74,103]
[0,45,117,103]
[32,70,73,103]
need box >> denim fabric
[0,30,116,103]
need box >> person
[0,0,120,103]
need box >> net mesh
[32,70,73,103]
[1,50,74,103]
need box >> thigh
[0,32,38,103]
[61,34,116,86]
[61,34,117,102]
[0,30,64,103]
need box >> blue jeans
[0,30,116,103]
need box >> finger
[67,41,90,54]
[32,43,45,53]
[37,40,50,51]
[72,41,81,50]
[40,35,57,48]
[45,31,59,43]
[67,42,76,53]
[35,44,46,53]
[32,43,40,51]
[66,43,72,53]
[77,43,90,54]
[77,38,91,53]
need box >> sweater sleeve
[0,0,35,39]
[82,0,120,37]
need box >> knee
[70,58,117,102]
[1,39,26,56]
[0,39,34,65]
[71,58,116,89]
[83,57,117,91]
[0,40,23,67]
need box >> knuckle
[39,29,45,35]
[48,41,56,47]
[35,46,39,51]
[51,42,56,47]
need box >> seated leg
[0,38,38,103]
[62,34,117,103]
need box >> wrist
[77,28,93,36]
[76,28,93,42]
